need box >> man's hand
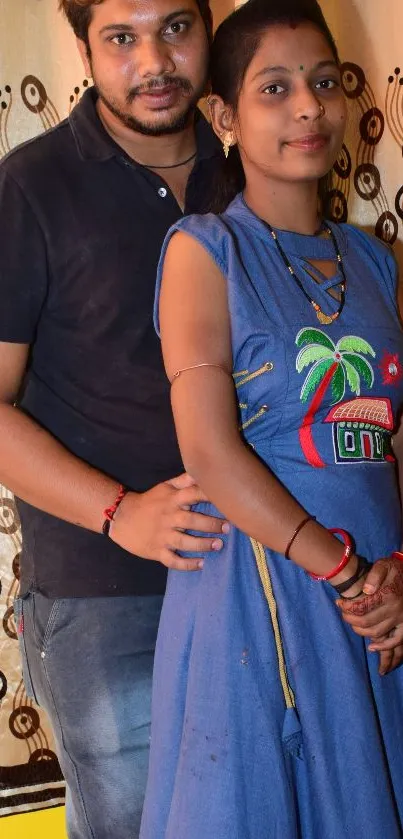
[336,556,403,675]
[109,473,229,571]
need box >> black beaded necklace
[266,221,346,325]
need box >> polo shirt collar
[69,87,221,164]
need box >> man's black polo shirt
[0,88,221,598]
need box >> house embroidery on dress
[323,396,395,464]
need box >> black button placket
[119,156,183,216]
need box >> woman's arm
[337,417,403,673]
[159,231,360,590]
[334,261,403,674]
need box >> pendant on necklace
[316,310,336,325]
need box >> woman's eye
[262,84,286,96]
[165,21,188,35]
[315,79,339,90]
[111,33,134,46]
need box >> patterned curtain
[320,0,403,274]
[0,0,402,820]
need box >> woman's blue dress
[140,195,403,839]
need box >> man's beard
[93,74,207,137]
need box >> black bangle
[339,588,364,601]
[333,556,371,595]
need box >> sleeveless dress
[140,194,403,839]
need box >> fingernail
[197,560,204,570]
[221,522,230,534]
[212,539,223,551]
[368,646,376,652]
[363,584,375,594]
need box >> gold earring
[223,132,233,159]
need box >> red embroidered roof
[324,397,393,431]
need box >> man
[1,1,402,837]
[0,1,227,836]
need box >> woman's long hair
[208,0,339,214]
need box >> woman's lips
[286,134,329,152]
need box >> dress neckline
[226,193,348,260]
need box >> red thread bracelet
[102,485,128,536]
[309,528,353,581]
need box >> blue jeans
[14,592,163,839]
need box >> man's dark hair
[59,0,213,49]
[208,0,340,213]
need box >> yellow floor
[1,806,67,838]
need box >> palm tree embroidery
[296,328,376,468]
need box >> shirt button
[158,187,168,198]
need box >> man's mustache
[127,76,193,104]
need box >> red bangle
[391,551,403,562]
[309,528,353,581]
[284,515,314,559]
[102,485,128,536]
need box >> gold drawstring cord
[250,538,296,710]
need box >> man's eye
[262,84,286,96]
[165,22,188,36]
[111,33,134,46]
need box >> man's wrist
[108,490,139,544]
[102,484,129,536]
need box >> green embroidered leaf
[331,364,346,403]
[342,353,374,389]
[342,359,361,396]
[300,358,334,403]
[336,336,376,357]
[296,328,335,350]
[296,344,333,373]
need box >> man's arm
[0,341,227,571]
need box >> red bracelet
[284,515,314,559]
[309,528,353,581]
[102,485,128,536]
[391,551,403,562]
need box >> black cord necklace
[143,151,197,170]
[266,222,346,325]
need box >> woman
[140,1,403,836]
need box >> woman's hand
[336,556,403,675]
